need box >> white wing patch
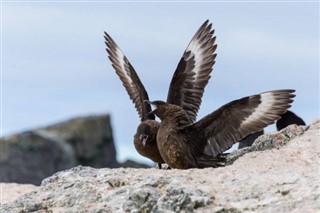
[186,38,205,80]
[241,92,275,126]
[114,45,133,85]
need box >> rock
[0,130,76,185]
[0,183,38,204]
[1,119,319,212]
[1,114,149,185]
[228,123,308,164]
[118,159,151,168]
[43,114,117,168]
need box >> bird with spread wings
[104,20,217,168]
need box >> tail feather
[197,153,229,168]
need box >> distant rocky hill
[0,114,149,185]
[1,120,319,212]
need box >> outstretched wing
[167,20,217,122]
[184,90,295,156]
[104,32,154,121]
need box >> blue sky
[1,1,319,165]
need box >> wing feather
[184,89,295,156]
[167,20,217,122]
[104,32,154,121]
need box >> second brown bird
[147,90,295,169]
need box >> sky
[1,1,319,165]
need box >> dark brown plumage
[133,120,163,165]
[104,20,217,168]
[276,110,306,131]
[148,90,295,169]
[238,130,264,149]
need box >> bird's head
[145,100,173,120]
[135,120,159,147]
[145,100,188,123]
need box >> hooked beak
[144,100,157,115]
[139,133,148,147]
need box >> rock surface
[1,120,319,212]
[43,114,117,168]
[0,130,76,185]
[0,183,38,204]
[1,114,149,185]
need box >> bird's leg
[157,163,162,169]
